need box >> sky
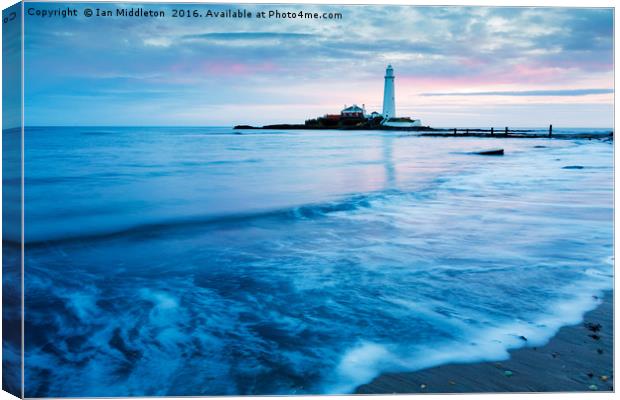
[23,3,614,127]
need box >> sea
[3,126,614,396]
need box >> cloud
[143,37,173,47]
[421,89,614,97]
[22,3,614,126]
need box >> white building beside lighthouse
[382,65,396,120]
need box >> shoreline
[356,291,613,394]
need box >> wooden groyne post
[549,124,553,137]
[491,127,494,135]
[505,127,508,135]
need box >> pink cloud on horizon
[397,62,612,94]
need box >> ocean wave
[24,189,410,246]
[20,130,613,396]
[324,280,610,394]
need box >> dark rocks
[233,125,259,129]
[584,322,602,332]
[474,149,504,156]
[263,124,308,129]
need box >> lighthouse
[382,64,396,120]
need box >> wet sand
[356,291,613,394]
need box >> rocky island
[236,65,433,131]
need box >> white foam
[327,342,396,393]
[325,278,610,394]
[139,288,179,310]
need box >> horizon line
[4,125,615,130]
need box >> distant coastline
[233,123,614,140]
[233,121,437,132]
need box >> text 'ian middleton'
[101,8,165,17]
[95,8,253,18]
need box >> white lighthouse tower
[382,64,396,120]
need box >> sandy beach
[356,291,613,394]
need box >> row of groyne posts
[448,124,553,137]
